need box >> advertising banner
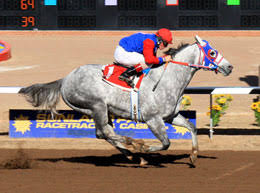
[9,110,195,139]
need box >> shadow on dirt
[239,75,258,86]
[37,153,217,168]
[0,149,32,169]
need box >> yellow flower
[183,95,191,102]
[213,105,222,111]
[206,112,211,116]
[218,98,227,104]
[257,108,260,113]
[251,103,258,110]
[185,96,191,101]
[213,94,220,99]
[182,96,191,107]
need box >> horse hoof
[124,137,133,145]
[140,157,148,166]
[190,148,198,166]
[95,131,105,139]
[134,139,145,145]
[141,145,150,153]
[132,141,143,152]
[127,155,134,161]
[189,154,197,166]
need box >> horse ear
[195,35,206,46]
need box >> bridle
[152,40,223,91]
[170,41,223,73]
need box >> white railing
[3,86,260,94]
[0,87,22,93]
[185,87,260,138]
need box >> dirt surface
[0,149,260,193]
[0,31,260,193]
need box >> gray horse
[19,36,233,166]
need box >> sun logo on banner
[12,115,32,134]
[174,126,190,136]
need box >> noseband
[170,40,222,72]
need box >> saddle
[102,63,145,92]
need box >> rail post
[209,94,214,139]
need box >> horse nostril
[228,65,233,70]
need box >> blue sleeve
[158,57,164,64]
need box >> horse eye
[210,50,216,58]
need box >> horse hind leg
[92,102,134,159]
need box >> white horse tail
[19,79,63,116]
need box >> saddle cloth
[102,64,145,92]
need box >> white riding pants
[114,45,145,67]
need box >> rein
[170,60,212,70]
[152,43,219,91]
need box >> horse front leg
[171,113,198,166]
[145,115,171,152]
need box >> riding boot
[119,63,144,87]
[118,66,137,88]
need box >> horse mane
[164,43,190,58]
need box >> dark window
[119,16,156,27]
[5,0,20,10]
[179,16,218,28]
[241,0,260,10]
[4,16,20,26]
[118,0,156,10]
[58,0,96,10]
[179,0,218,10]
[0,16,5,26]
[241,15,260,27]
[58,16,96,28]
[0,1,4,10]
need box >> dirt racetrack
[0,149,260,193]
[0,31,260,192]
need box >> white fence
[2,86,260,138]
[2,86,259,94]
[184,87,260,138]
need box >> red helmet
[156,28,173,44]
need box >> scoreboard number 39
[21,16,35,27]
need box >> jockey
[114,28,173,87]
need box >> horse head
[195,35,233,76]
